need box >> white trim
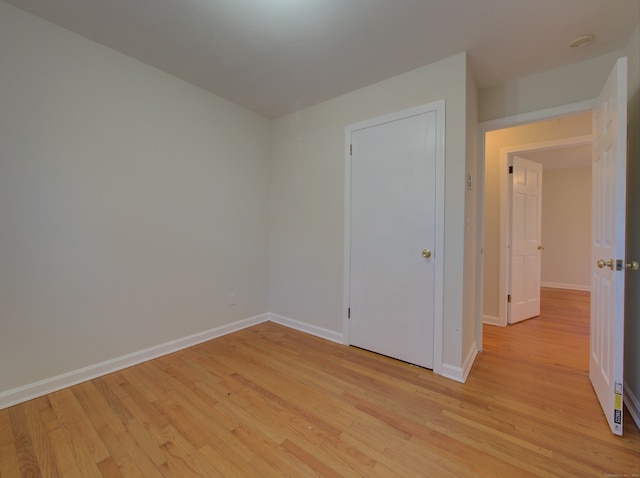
[0,314,269,410]
[344,100,446,376]
[500,135,593,155]
[540,282,591,292]
[624,384,640,431]
[268,314,343,344]
[476,121,487,352]
[433,101,446,376]
[342,124,352,346]
[475,164,485,353]
[483,315,501,326]
[441,342,478,383]
[498,148,510,327]
[479,100,596,132]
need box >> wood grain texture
[1,288,638,477]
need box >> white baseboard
[624,384,640,431]
[0,313,269,410]
[483,315,501,326]
[541,282,591,292]
[268,313,344,344]
[441,342,478,384]
[1,311,477,410]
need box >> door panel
[590,57,627,436]
[349,111,436,369]
[509,156,543,323]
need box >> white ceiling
[5,0,638,118]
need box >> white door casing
[509,155,543,324]
[590,57,627,436]
[344,101,445,372]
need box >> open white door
[590,57,627,435]
[509,155,543,324]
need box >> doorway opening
[490,122,593,327]
[479,109,594,331]
[475,100,596,354]
[475,58,629,436]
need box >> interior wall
[541,166,592,290]
[479,51,622,122]
[0,2,271,394]
[624,22,640,426]
[482,114,592,321]
[269,52,473,371]
[464,60,480,358]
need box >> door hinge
[348,308,351,319]
[508,166,513,174]
[507,294,511,303]
[350,144,353,156]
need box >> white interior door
[348,109,438,369]
[509,155,543,324]
[590,57,627,436]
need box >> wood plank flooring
[1,288,639,477]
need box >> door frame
[492,135,593,327]
[343,100,446,375]
[475,100,596,345]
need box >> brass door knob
[422,249,432,259]
[627,261,640,271]
[538,245,545,251]
[597,259,614,270]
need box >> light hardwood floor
[1,288,639,477]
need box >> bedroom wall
[0,2,271,398]
[465,59,480,360]
[269,52,477,374]
[479,51,623,122]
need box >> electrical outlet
[229,293,236,306]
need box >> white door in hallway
[348,103,444,369]
[590,57,627,436]
[509,155,543,324]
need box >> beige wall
[479,51,622,122]
[482,114,592,321]
[0,2,271,393]
[269,52,478,372]
[465,60,480,355]
[0,0,480,397]
[624,22,640,423]
[541,167,592,290]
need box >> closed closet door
[348,108,439,369]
